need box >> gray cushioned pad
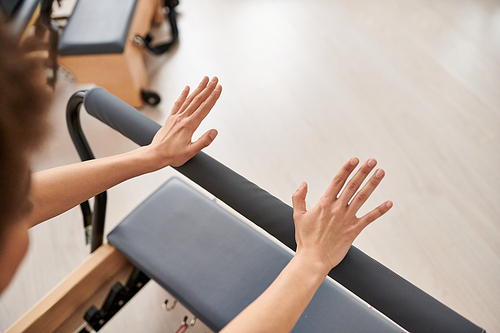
[107,177,403,332]
[58,0,137,56]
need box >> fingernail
[368,158,377,167]
[375,169,384,178]
[350,157,358,166]
[300,181,306,189]
[386,201,393,208]
[209,130,217,140]
[211,76,218,82]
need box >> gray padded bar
[83,87,485,333]
[58,0,137,56]
[107,177,403,332]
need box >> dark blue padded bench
[107,177,403,332]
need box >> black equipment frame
[66,90,107,253]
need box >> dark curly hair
[0,18,51,249]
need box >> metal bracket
[83,268,150,331]
[131,35,145,48]
[162,299,178,311]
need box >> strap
[142,0,179,55]
[174,316,189,333]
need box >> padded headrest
[58,0,138,56]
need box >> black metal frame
[79,268,151,332]
[66,90,107,253]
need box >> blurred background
[1,0,499,331]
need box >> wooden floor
[1,0,499,331]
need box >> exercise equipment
[58,0,179,107]
[6,87,486,333]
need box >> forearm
[27,147,157,227]
[25,77,221,229]
[221,253,328,333]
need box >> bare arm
[27,76,222,228]
[221,158,393,333]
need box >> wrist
[292,251,331,280]
[130,146,169,174]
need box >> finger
[178,76,210,113]
[189,84,222,126]
[170,86,190,115]
[348,168,385,213]
[184,77,219,117]
[339,158,377,204]
[358,201,393,229]
[322,158,359,201]
[292,182,308,217]
[188,129,218,156]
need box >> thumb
[190,129,218,154]
[292,181,308,215]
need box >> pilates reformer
[2,0,178,95]
[6,88,486,332]
[57,0,179,107]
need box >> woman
[0,20,392,332]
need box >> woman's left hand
[146,76,222,169]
